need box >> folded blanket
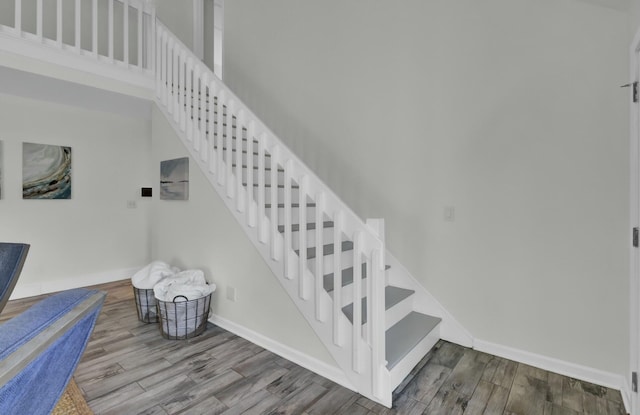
[131,261,178,289]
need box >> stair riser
[242,169,284,186]
[331,283,368,309]
[306,254,355,278]
[267,206,317,225]
[247,187,301,204]
[385,295,414,330]
[285,228,336,251]
[217,151,274,170]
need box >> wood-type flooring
[0,280,627,415]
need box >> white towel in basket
[131,261,178,289]
[153,270,215,302]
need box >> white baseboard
[474,339,630,413]
[9,267,139,300]
[208,314,355,392]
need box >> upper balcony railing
[0,0,155,85]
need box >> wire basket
[133,287,158,323]
[157,293,211,340]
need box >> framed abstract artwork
[22,142,72,200]
[160,157,189,200]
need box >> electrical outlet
[127,200,137,209]
[226,286,236,302]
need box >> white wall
[156,0,194,50]
[631,0,640,40]
[223,0,630,376]
[0,92,152,297]
[150,106,337,368]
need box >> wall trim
[9,267,139,300]
[208,314,356,392]
[474,339,630,412]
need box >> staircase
[0,1,469,407]
[154,23,443,404]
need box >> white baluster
[193,65,201,152]
[270,147,280,260]
[155,26,161,96]
[137,7,142,67]
[150,8,156,71]
[185,57,193,141]
[298,175,308,298]
[371,248,385,400]
[14,0,21,35]
[315,192,325,321]
[225,100,235,198]
[173,44,180,123]
[366,218,386,400]
[208,80,218,174]
[200,72,209,163]
[167,38,174,115]
[179,51,186,131]
[124,0,129,65]
[161,32,167,106]
[365,252,372,345]
[257,134,267,243]
[333,211,343,346]
[236,111,245,212]
[36,0,42,41]
[246,121,256,227]
[216,91,225,184]
[92,0,98,57]
[56,0,62,47]
[108,0,114,61]
[352,231,362,374]
[75,0,81,51]
[284,161,294,279]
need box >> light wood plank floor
[0,280,627,415]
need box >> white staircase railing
[155,21,392,406]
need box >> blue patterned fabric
[0,288,104,415]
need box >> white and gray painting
[23,142,72,199]
[160,157,189,200]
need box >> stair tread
[295,241,353,259]
[386,312,441,370]
[278,221,334,233]
[323,264,391,292]
[342,286,414,324]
